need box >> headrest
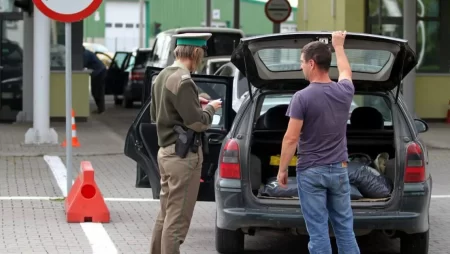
[350,107,384,130]
[263,104,290,130]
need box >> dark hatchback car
[124,32,432,254]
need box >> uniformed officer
[149,33,222,254]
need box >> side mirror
[414,119,429,133]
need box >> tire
[400,230,429,254]
[215,223,244,253]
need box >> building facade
[297,0,450,120]
[83,0,298,51]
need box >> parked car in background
[125,31,431,254]
[196,57,230,75]
[146,27,245,69]
[101,48,152,107]
[83,42,115,68]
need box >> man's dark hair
[302,41,332,71]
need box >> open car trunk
[247,101,398,206]
[227,31,417,207]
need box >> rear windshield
[258,93,392,126]
[257,48,393,73]
[177,32,241,57]
[135,51,152,67]
[207,33,241,56]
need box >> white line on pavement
[43,155,69,197]
[43,155,118,254]
[81,223,118,254]
[0,196,159,201]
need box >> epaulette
[181,74,191,81]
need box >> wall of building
[296,0,450,120]
[84,0,298,51]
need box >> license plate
[270,155,297,167]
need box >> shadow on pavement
[242,231,399,254]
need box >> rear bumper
[216,179,431,235]
[218,208,426,234]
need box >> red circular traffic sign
[265,0,292,24]
[32,0,103,23]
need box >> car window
[237,72,250,98]
[196,82,227,129]
[208,61,228,74]
[216,65,234,76]
[135,51,151,68]
[111,52,129,69]
[150,36,165,62]
[257,94,392,126]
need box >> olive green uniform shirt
[150,61,216,147]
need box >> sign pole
[65,21,73,196]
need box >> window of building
[365,0,450,73]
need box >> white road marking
[80,223,118,254]
[43,155,70,197]
[43,155,118,254]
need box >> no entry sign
[265,0,292,24]
[33,0,102,22]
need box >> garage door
[105,1,145,52]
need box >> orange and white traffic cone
[62,109,81,147]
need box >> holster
[174,125,195,158]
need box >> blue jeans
[297,162,360,254]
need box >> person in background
[83,46,107,114]
[276,31,360,254]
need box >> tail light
[130,72,144,81]
[219,139,241,179]
[404,142,426,183]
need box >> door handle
[208,138,222,144]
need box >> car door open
[104,51,131,99]
[124,66,233,201]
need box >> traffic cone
[65,161,110,223]
[62,109,80,147]
[446,100,450,124]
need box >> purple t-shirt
[286,79,355,171]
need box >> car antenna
[243,55,254,102]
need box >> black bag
[260,177,298,198]
[260,177,365,200]
[347,161,393,198]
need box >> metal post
[233,0,240,29]
[273,23,280,33]
[403,0,416,114]
[25,5,57,144]
[65,22,73,196]
[206,0,211,27]
[139,0,144,47]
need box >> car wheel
[215,219,244,253]
[400,230,429,254]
